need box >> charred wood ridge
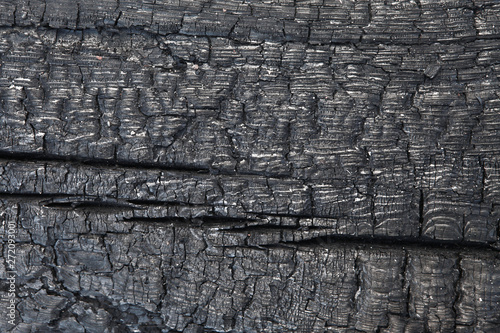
[1,26,500,46]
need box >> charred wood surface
[0,0,500,332]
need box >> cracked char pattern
[0,0,500,332]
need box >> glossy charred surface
[1,0,500,332]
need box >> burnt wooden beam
[0,0,500,332]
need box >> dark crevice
[123,216,191,224]
[0,192,80,200]
[254,212,340,219]
[126,199,204,207]
[402,250,411,316]
[42,200,139,211]
[221,224,331,232]
[0,150,210,174]
[268,234,500,253]
[0,150,295,180]
[122,215,256,226]
[121,214,500,251]
[200,215,258,225]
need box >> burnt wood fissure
[1,0,500,332]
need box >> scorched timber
[0,0,499,332]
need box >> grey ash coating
[0,0,500,332]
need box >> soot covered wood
[0,0,499,332]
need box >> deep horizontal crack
[42,199,139,211]
[0,150,297,180]
[0,150,210,174]
[270,234,500,253]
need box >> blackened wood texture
[1,28,500,242]
[0,0,499,332]
[1,200,500,332]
